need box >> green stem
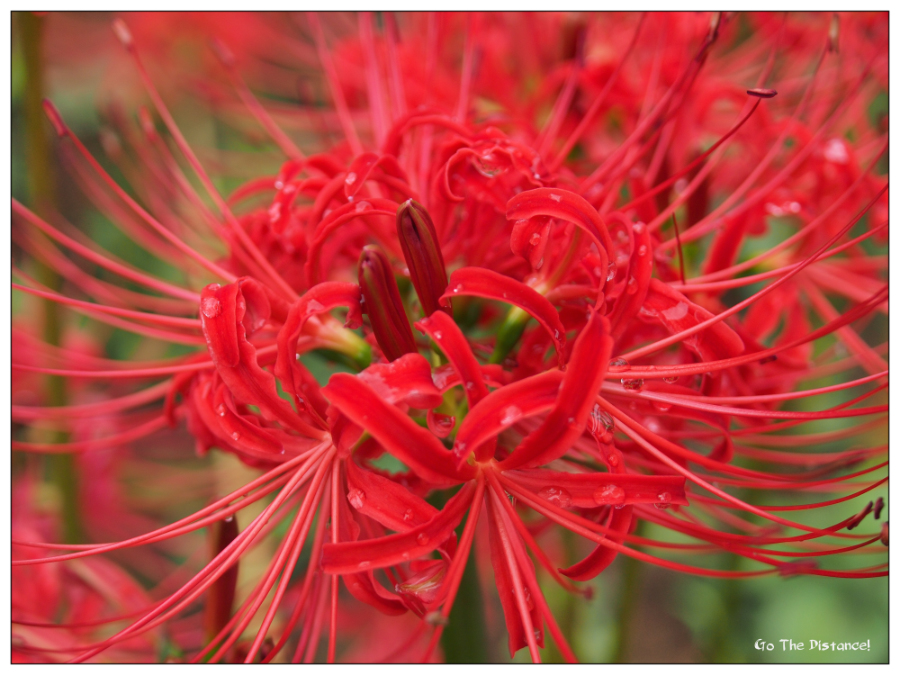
[18,11,82,544]
[441,553,490,662]
[612,519,644,663]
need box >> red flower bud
[205,515,239,642]
[358,245,418,362]
[396,199,451,317]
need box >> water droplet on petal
[606,263,617,282]
[416,532,430,546]
[216,403,227,417]
[230,431,241,441]
[609,358,628,368]
[593,484,626,506]
[663,375,679,384]
[653,400,672,412]
[201,297,222,318]
[538,486,572,509]
[500,405,522,425]
[523,587,535,611]
[345,171,357,185]
[626,276,638,294]
[632,221,645,234]
[403,509,414,523]
[434,331,443,340]
[549,193,562,203]
[348,488,366,509]
[354,200,371,213]
[529,232,541,246]
[621,378,644,392]
[637,244,647,256]
[656,491,672,509]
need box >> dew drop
[632,221,645,234]
[216,403,227,417]
[416,532,430,546]
[593,484,626,506]
[549,193,562,203]
[653,400,672,412]
[637,244,647,257]
[452,285,463,293]
[621,378,644,392]
[609,358,628,368]
[345,171,357,185]
[538,486,572,509]
[663,375,679,384]
[655,491,672,509]
[626,276,638,294]
[354,201,371,213]
[606,263,617,282]
[589,404,614,434]
[529,232,541,246]
[500,405,522,425]
[201,297,222,319]
[434,330,443,340]
[466,381,475,391]
[357,560,371,569]
[348,488,366,509]
[523,587,535,611]
[403,509,415,523]
[230,431,241,441]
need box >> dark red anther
[873,497,884,520]
[747,88,778,99]
[396,199,451,317]
[358,245,418,362]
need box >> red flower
[12,11,887,663]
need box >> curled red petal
[499,311,613,470]
[607,221,653,338]
[506,187,613,286]
[274,281,362,411]
[357,353,444,409]
[201,280,321,437]
[441,266,566,366]
[322,373,474,486]
[321,481,476,574]
[638,278,745,361]
[415,311,489,406]
[559,506,633,581]
[454,370,564,463]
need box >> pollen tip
[747,88,778,99]
[112,19,134,50]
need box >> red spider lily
[11,11,887,663]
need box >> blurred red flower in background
[11,11,887,663]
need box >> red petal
[322,373,474,486]
[506,469,687,508]
[454,370,563,463]
[638,278,745,361]
[499,311,613,470]
[607,221,653,338]
[274,282,362,408]
[559,506,633,581]
[345,459,440,532]
[321,482,476,573]
[441,267,566,366]
[357,353,444,409]
[506,188,613,285]
[415,311,489,406]
[201,281,320,437]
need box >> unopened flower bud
[358,245,418,362]
[396,199,451,317]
